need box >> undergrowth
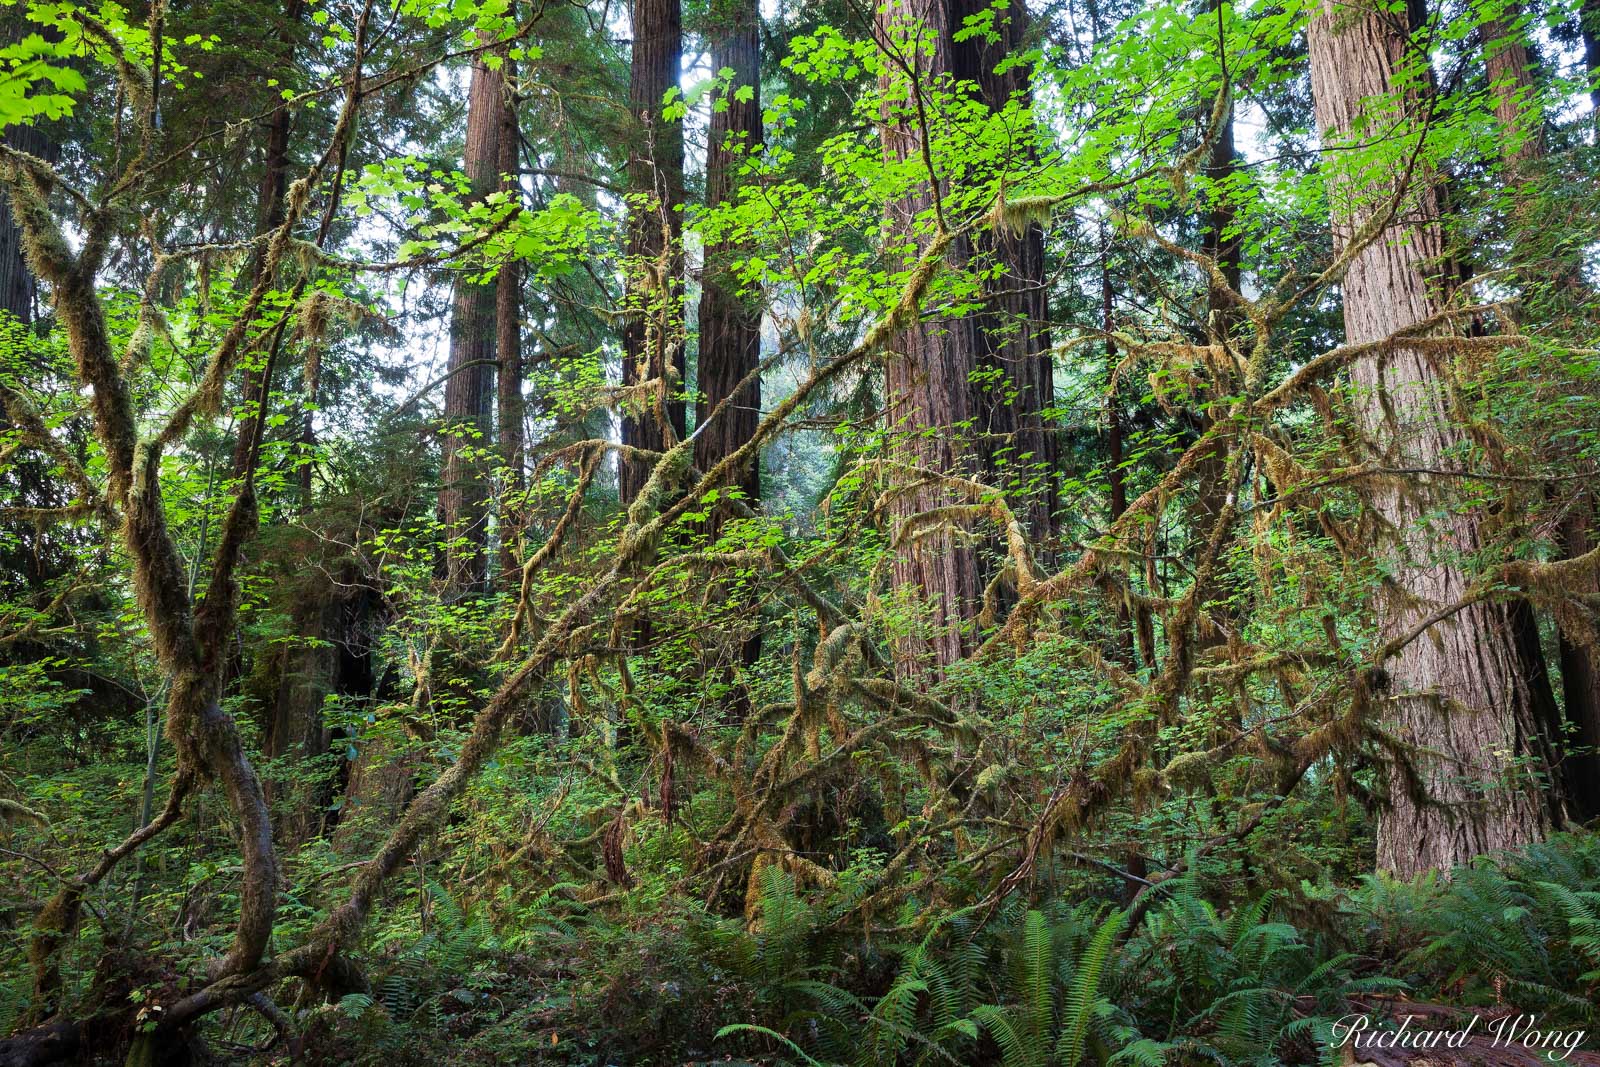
[279,831,1600,1065]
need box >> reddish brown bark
[1484,14,1543,168]
[1558,505,1600,821]
[619,0,687,504]
[1307,0,1561,875]
[496,54,525,584]
[0,127,50,322]
[440,53,507,595]
[1190,63,1242,662]
[1480,13,1600,823]
[694,0,761,511]
[877,0,983,683]
[262,592,335,844]
[953,0,1057,544]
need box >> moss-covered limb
[0,160,137,499]
[1189,648,1345,685]
[1253,316,1524,414]
[1127,222,1261,365]
[191,483,258,667]
[497,446,603,658]
[647,225,964,564]
[7,0,383,1017]
[604,547,772,653]
[0,384,114,527]
[979,419,1229,655]
[875,459,1045,596]
[0,579,87,649]
[1263,92,1439,322]
[977,444,1248,909]
[1120,755,1315,935]
[725,498,854,632]
[185,684,278,981]
[68,7,159,202]
[158,200,984,1032]
[26,769,195,1018]
[1502,541,1600,601]
[124,445,203,672]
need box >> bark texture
[440,53,507,594]
[619,0,687,504]
[1307,0,1561,875]
[497,54,525,584]
[694,0,762,511]
[262,595,335,843]
[1484,14,1543,168]
[261,563,380,846]
[1558,505,1600,822]
[953,0,1057,544]
[0,9,59,323]
[1191,57,1241,657]
[1480,12,1600,823]
[0,128,50,322]
[878,0,983,683]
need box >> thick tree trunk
[262,594,335,845]
[877,0,983,684]
[1484,14,1543,167]
[619,0,686,504]
[693,0,763,703]
[1190,70,1242,662]
[0,7,59,322]
[1307,0,1562,875]
[953,0,1057,545]
[439,54,506,594]
[0,128,50,323]
[1558,505,1600,822]
[694,0,761,512]
[1481,13,1600,823]
[332,633,421,855]
[496,55,525,585]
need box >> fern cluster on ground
[208,833,1600,1065]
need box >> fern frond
[1058,908,1127,1067]
[716,1023,834,1066]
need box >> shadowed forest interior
[1,0,1600,1061]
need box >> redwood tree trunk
[0,125,50,321]
[1190,63,1242,658]
[1484,13,1543,168]
[692,0,763,710]
[619,0,686,504]
[878,0,982,683]
[694,0,761,511]
[1558,506,1600,821]
[953,0,1057,545]
[1307,0,1562,875]
[1481,13,1600,823]
[496,54,525,585]
[440,54,506,595]
[263,593,336,844]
